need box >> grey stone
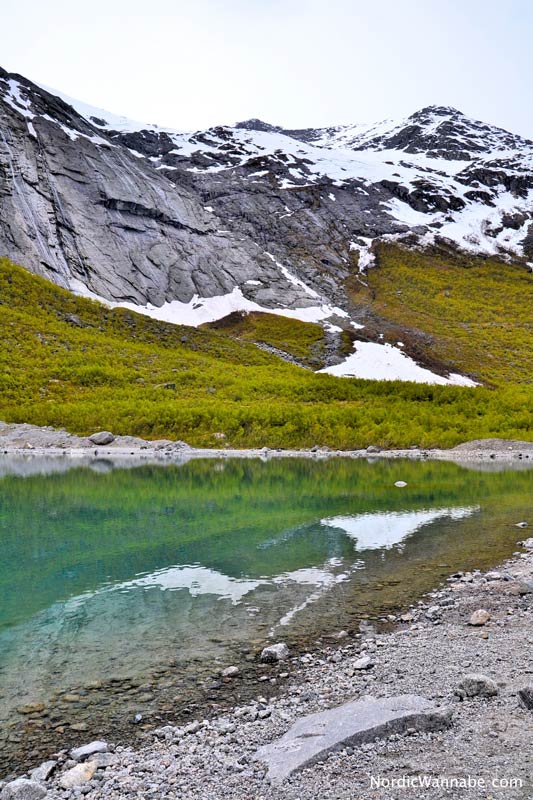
[260,643,289,663]
[352,656,374,670]
[90,752,118,769]
[70,740,108,761]
[468,609,490,626]
[520,537,533,549]
[89,431,115,446]
[29,760,57,783]
[221,665,240,678]
[456,674,499,698]
[253,694,452,783]
[0,779,46,800]
[517,685,533,710]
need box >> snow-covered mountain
[0,67,531,384]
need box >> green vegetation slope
[0,256,531,448]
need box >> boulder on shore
[89,431,115,446]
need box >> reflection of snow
[274,559,351,629]
[321,506,479,550]
[63,506,478,635]
[65,561,353,611]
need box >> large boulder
[254,694,452,783]
[0,779,46,800]
[89,431,115,446]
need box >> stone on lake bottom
[253,694,452,783]
[221,666,240,678]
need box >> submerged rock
[221,666,240,678]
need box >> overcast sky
[3,0,533,137]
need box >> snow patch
[320,341,477,386]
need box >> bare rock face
[0,69,320,313]
[1,67,532,332]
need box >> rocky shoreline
[2,533,532,799]
[2,421,533,467]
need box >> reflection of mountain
[322,507,479,551]
[1,456,531,632]
[0,502,478,709]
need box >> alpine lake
[1,454,531,776]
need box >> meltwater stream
[0,456,531,776]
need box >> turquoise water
[0,455,531,775]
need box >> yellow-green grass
[204,311,352,368]
[0,257,532,448]
[352,243,533,386]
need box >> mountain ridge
[0,66,532,385]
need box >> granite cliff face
[0,67,532,334]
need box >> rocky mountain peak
[234,118,283,133]
[0,66,532,349]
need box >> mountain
[0,67,532,386]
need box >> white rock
[221,666,240,678]
[353,656,374,670]
[260,643,289,663]
[456,674,499,698]
[59,761,97,789]
[394,481,407,488]
[468,609,491,626]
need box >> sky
[3,0,533,137]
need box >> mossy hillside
[0,257,532,448]
[354,244,533,386]
[205,311,351,368]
